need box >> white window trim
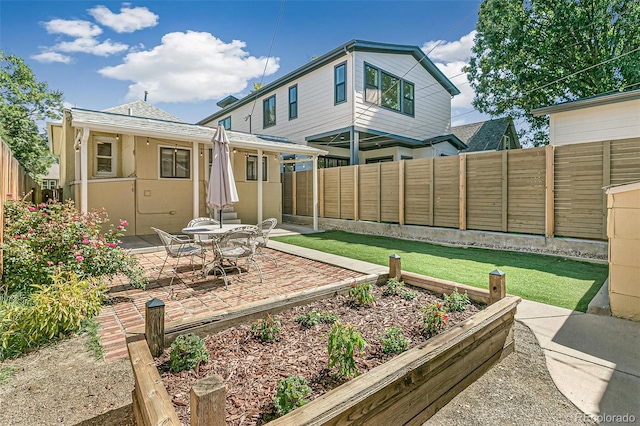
[158,144,193,180]
[93,136,117,178]
[245,154,268,182]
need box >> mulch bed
[155,282,482,425]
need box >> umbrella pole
[219,209,223,228]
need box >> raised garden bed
[127,272,520,426]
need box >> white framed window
[246,155,267,181]
[94,136,117,177]
[41,179,57,190]
[160,146,191,179]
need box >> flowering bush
[348,281,375,306]
[1,198,146,293]
[420,303,449,337]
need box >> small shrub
[421,303,449,337]
[348,281,375,306]
[383,278,405,296]
[327,322,367,378]
[319,311,338,324]
[169,333,209,373]
[443,288,470,312]
[380,327,410,354]
[295,311,321,327]
[399,289,418,300]
[274,375,312,416]
[249,313,281,342]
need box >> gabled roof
[531,88,640,116]
[421,134,467,150]
[61,107,327,156]
[197,39,460,125]
[103,100,186,123]
[452,118,519,152]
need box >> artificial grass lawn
[272,231,609,312]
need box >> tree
[466,0,640,146]
[0,51,63,176]
[250,82,263,93]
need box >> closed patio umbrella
[207,125,239,227]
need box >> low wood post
[190,375,226,426]
[489,270,506,305]
[389,254,402,281]
[145,298,165,357]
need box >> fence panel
[359,163,380,222]
[380,162,400,223]
[466,152,504,232]
[554,141,605,239]
[507,147,546,235]
[433,156,460,228]
[282,172,293,215]
[340,166,355,220]
[295,170,313,217]
[610,137,640,185]
[323,168,340,218]
[404,158,432,226]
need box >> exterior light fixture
[146,137,149,146]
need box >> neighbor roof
[421,134,467,151]
[65,107,327,156]
[531,88,640,116]
[197,39,460,125]
[452,118,517,152]
[103,100,186,123]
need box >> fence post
[602,141,611,240]
[398,160,405,225]
[502,151,508,232]
[145,298,165,357]
[545,145,554,237]
[389,254,402,281]
[353,166,359,221]
[292,171,297,216]
[429,157,434,226]
[489,270,506,305]
[377,162,381,223]
[190,375,226,426]
[459,154,467,230]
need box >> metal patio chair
[256,217,278,266]
[151,227,206,289]
[218,225,263,282]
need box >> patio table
[181,223,245,280]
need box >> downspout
[80,127,89,214]
[312,154,318,231]
[192,141,199,218]
[257,148,263,224]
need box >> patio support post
[489,269,506,305]
[258,148,263,224]
[193,141,199,219]
[389,254,401,281]
[350,127,360,165]
[313,154,319,231]
[145,298,165,357]
[80,126,89,214]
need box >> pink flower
[58,261,63,265]
[76,256,84,262]
[116,225,123,231]
[82,239,89,244]
[6,193,12,197]
[27,206,37,212]
[72,245,77,249]
[38,203,46,209]
[28,229,35,234]
[47,261,54,266]
[42,212,48,217]
[105,242,117,248]
[14,235,21,239]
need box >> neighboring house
[197,40,463,166]
[531,89,640,145]
[46,100,326,235]
[452,117,521,153]
[40,163,59,189]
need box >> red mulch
[155,283,481,425]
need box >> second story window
[218,116,231,130]
[289,85,298,120]
[365,63,415,116]
[160,147,190,179]
[263,95,276,128]
[335,62,346,104]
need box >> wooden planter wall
[127,269,519,426]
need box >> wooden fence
[282,138,640,241]
[1,138,43,273]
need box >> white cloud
[31,51,73,64]
[88,5,159,33]
[99,31,280,103]
[422,30,476,63]
[42,19,102,38]
[54,37,129,56]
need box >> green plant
[384,278,405,296]
[443,288,470,312]
[319,311,338,324]
[0,272,106,360]
[399,289,418,300]
[380,327,410,354]
[348,281,375,306]
[1,198,146,293]
[169,333,209,373]
[295,311,338,327]
[327,322,367,378]
[82,317,104,360]
[273,375,312,416]
[0,365,18,385]
[421,303,449,337]
[249,314,282,342]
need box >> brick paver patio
[98,248,364,361]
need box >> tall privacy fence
[283,138,640,241]
[1,138,45,273]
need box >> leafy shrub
[1,198,146,293]
[295,311,338,327]
[383,278,405,296]
[327,322,367,378]
[169,333,209,373]
[399,289,418,300]
[380,327,410,354]
[420,303,449,337]
[443,288,470,312]
[348,281,375,306]
[249,313,282,342]
[0,272,106,360]
[274,375,312,416]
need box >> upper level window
[94,137,117,177]
[335,62,346,104]
[218,116,231,130]
[160,147,190,179]
[364,63,415,116]
[246,155,268,181]
[263,95,276,128]
[289,85,298,120]
[318,156,349,169]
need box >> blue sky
[1,1,488,126]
